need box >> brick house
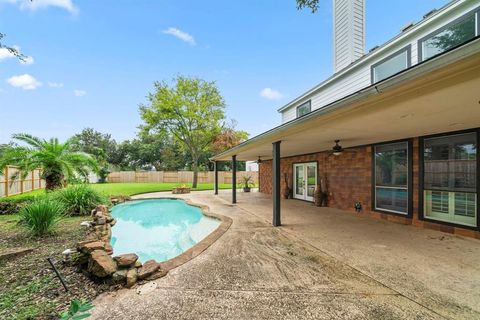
[212,0,480,238]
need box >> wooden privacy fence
[107,171,258,185]
[0,166,44,198]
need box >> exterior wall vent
[400,22,415,33]
[423,8,438,19]
[332,0,365,73]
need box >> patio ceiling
[212,39,480,161]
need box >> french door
[293,162,317,202]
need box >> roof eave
[211,38,480,161]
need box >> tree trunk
[192,160,199,189]
[44,171,64,191]
[153,163,162,171]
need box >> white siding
[282,106,297,123]
[281,0,479,124]
[333,0,365,73]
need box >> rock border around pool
[74,199,232,289]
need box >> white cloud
[48,81,64,88]
[20,55,34,65]
[0,45,34,65]
[73,89,86,97]
[4,0,78,14]
[6,74,42,90]
[260,88,284,100]
[163,27,196,45]
[0,47,17,61]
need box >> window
[372,47,410,83]
[296,101,311,118]
[423,132,477,227]
[419,11,478,61]
[374,142,409,214]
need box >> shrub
[19,199,64,236]
[60,300,93,320]
[0,191,48,215]
[54,184,108,215]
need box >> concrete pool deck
[90,190,480,319]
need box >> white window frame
[371,46,411,84]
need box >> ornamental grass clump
[20,199,64,236]
[54,184,108,216]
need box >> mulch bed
[0,215,115,319]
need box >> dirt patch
[0,215,112,319]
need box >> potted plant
[241,175,254,192]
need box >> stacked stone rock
[172,187,191,194]
[75,205,165,288]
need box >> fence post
[4,166,9,197]
[20,173,24,194]
[32,169,35,190]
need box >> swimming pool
[110,199,220,263]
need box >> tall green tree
[0,134,98,190]
[139,76,226,188]
[117,134,182,171]
[69,128,118,164]
[296,0,320,12]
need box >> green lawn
[1,182,232,200]
[91,182,232,196]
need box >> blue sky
[0,0,449,144]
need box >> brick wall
[258,137,480,239]
[259,145,371,212]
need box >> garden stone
[112,269,128,284]
[126,268,138,288]
[78,241,105,253]
[137,260,160,280]
[105,243,114,255]
[96,217,106,225]
[88,250,117,277]
[145,269,168,281]
[134,261,142,268]
[94,212,104,221]
[96,205,109,213]
[114,253,138,267]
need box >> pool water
[110,199,220,263]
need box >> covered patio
[211,39,480,234]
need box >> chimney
[332,0,365,73]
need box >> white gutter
[211,38,480,161]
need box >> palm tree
[0,133,99,190]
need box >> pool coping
[117,196,233,279]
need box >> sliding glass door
[423,132,477,227]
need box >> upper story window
[371,46,411,83]
[419,9,479,62]
[296,101,311,118]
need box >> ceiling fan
[332,140,344,156]
[254,156,263,164]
